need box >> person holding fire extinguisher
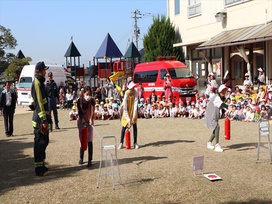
[77,86,95,167]
[205,84,228,152]
[118,81,139,149]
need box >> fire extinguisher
[125,127,131,150]
[225,117,230,140]
[81,126,88,151]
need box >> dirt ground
[0,106,272,204]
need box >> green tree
[3,57,32,80]
[143,15,182,62]
[0,25,18,76]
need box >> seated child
[113,107,120,119]
[107,105,114,120]
[69,105,78,121]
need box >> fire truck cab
[133,56,198,103]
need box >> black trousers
[120,123,137,144]
[34,128,49,164]
[3,106,14,135]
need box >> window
[160,69,167,80]
[134,70,158,83]
[18,77,32,88]
[188,0,201,18]
[224,0,249,7]
[175,0,180,15]
[168,68,193,79]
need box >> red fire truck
[133,56,198,103]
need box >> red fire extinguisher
[125,127,131,150]
[225,117,230,140]
[81,126,88,151]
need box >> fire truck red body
[133,57,198,103]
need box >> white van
[17,65,73,106]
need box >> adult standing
[205,73,218,98]
[105,77,114,99]
[164,74,173,102]
[118,81,139,149]
[77,86,95,167]
[137,82,145,101]
[45,72,60,129]
[31,61,51,176]
[205,84,228,152]
[257,67,265,87]
[0,81,17,137]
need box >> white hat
[245,73,249,77]
[218,84,227,93]
[166,73,170,77]
[208,72,214,76]
[127,81,136,89]
[258,67,263,72]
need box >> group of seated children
[68,85,272,122]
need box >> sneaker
[55,126,60,129]
[78,159,83,165]
[214,143,223,152]
[118,143,123,149]
[134,143,139,149]
[207,142,214,149]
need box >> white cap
[218,84,227,93]
[127,81,136,89]
[258,67,263,72]
[245,73,249,77]
[208,72,214,76]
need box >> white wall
[168,0,272,45]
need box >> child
[69,105,78,121]
[150,104,157,118]
[107,105,114,120]
[235,104,244,121]
[101,105,108,120]
[113,107,120,119]
[260,105,268,119]
[94,104,102,120]
[59,88,65,110]
[143,104,150,119]
[244,106,255,122]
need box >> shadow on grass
[222,199,272,204]
[141,139,195,148]
[90,155,168,169]
[225,142,270,151]
[0,138,88,196]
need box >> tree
[143,15,182,62]
[3,57,32,80]
[0,25,18,77]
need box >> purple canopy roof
[95,33,123,58]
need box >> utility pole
[132,9,142,49]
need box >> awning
[197,23,272,50]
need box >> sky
[0,0,167,67]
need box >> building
[167,0,272,93]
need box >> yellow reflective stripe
[35,162,44,167]
[38,111,46,119]
[42,98,47,104]
[32,121,37,127]
[34,78,46,120]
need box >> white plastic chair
[97,136,122,189]
[257,119,272,163]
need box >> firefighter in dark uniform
[45,72,59,130]
[31,61,51,176]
